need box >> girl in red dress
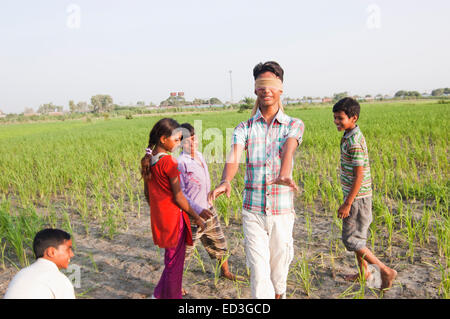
[140,118,211,299]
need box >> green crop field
[0,100,448,298]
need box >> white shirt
[3,258,75,299]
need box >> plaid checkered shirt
[232,108,305,215]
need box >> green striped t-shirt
[340,125,372,199]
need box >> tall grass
[0,101,448,297]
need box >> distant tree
[432,88,446,96]
[333,92,349,102]
[136,101,145,106]
[395,90,406,98]
[69,100,76,113]
[395,90,421,98]
[91,95,113,113]
[77,101,88,112]
[209,97,222,105]
[37,102,58,114]
[193,98,206,105]
[239,97,256,112]
[160,95,185,107]
[159,100,170,107]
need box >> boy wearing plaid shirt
[333,97,397,291]
[209,61,304,298]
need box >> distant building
[183,104,225,109]
[24,112,40,117]
[48,112,64,116]
[283,99,302,105]
[322,97,332,103]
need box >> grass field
[0,100,448,298]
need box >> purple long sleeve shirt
[177,151,211,215]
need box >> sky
[0,0,449,113]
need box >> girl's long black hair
[140,118,180,203]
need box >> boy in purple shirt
[178,123,237,295]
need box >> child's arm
[337,166,363,219]
[267,137,299,191]
[208,143,244,204]
[144,180,150,205]
[178,164,213,220]
[170,176,211,231]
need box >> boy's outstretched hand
[267,176,299,192]
[207,182,231,205]
[337,202,351,219]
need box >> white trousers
[242,209,295,299]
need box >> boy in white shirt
[4,228,76,299]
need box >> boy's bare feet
[182,287,188,296]
[380,268,397,290]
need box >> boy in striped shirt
[333,97,397,291]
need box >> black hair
[253,61,284,82]
[141,118,181,204]
[180,122,195,137]
[33,228,71,259]
[146,118,181,152]
[332,97,361,119]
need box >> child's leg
[342,197,373,281]
[198,213,232,275]
[242,209,274,299]
[356,247,397,290]
[344,251,370,281]
[341,197,397,289]
[200,214,228,260]
[153,219,187,299]
[184,217,201,261]
[269,212,295,299]
[182,218,200,296]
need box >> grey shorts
[341,196,373,252]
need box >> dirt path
[0,203,443,299]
